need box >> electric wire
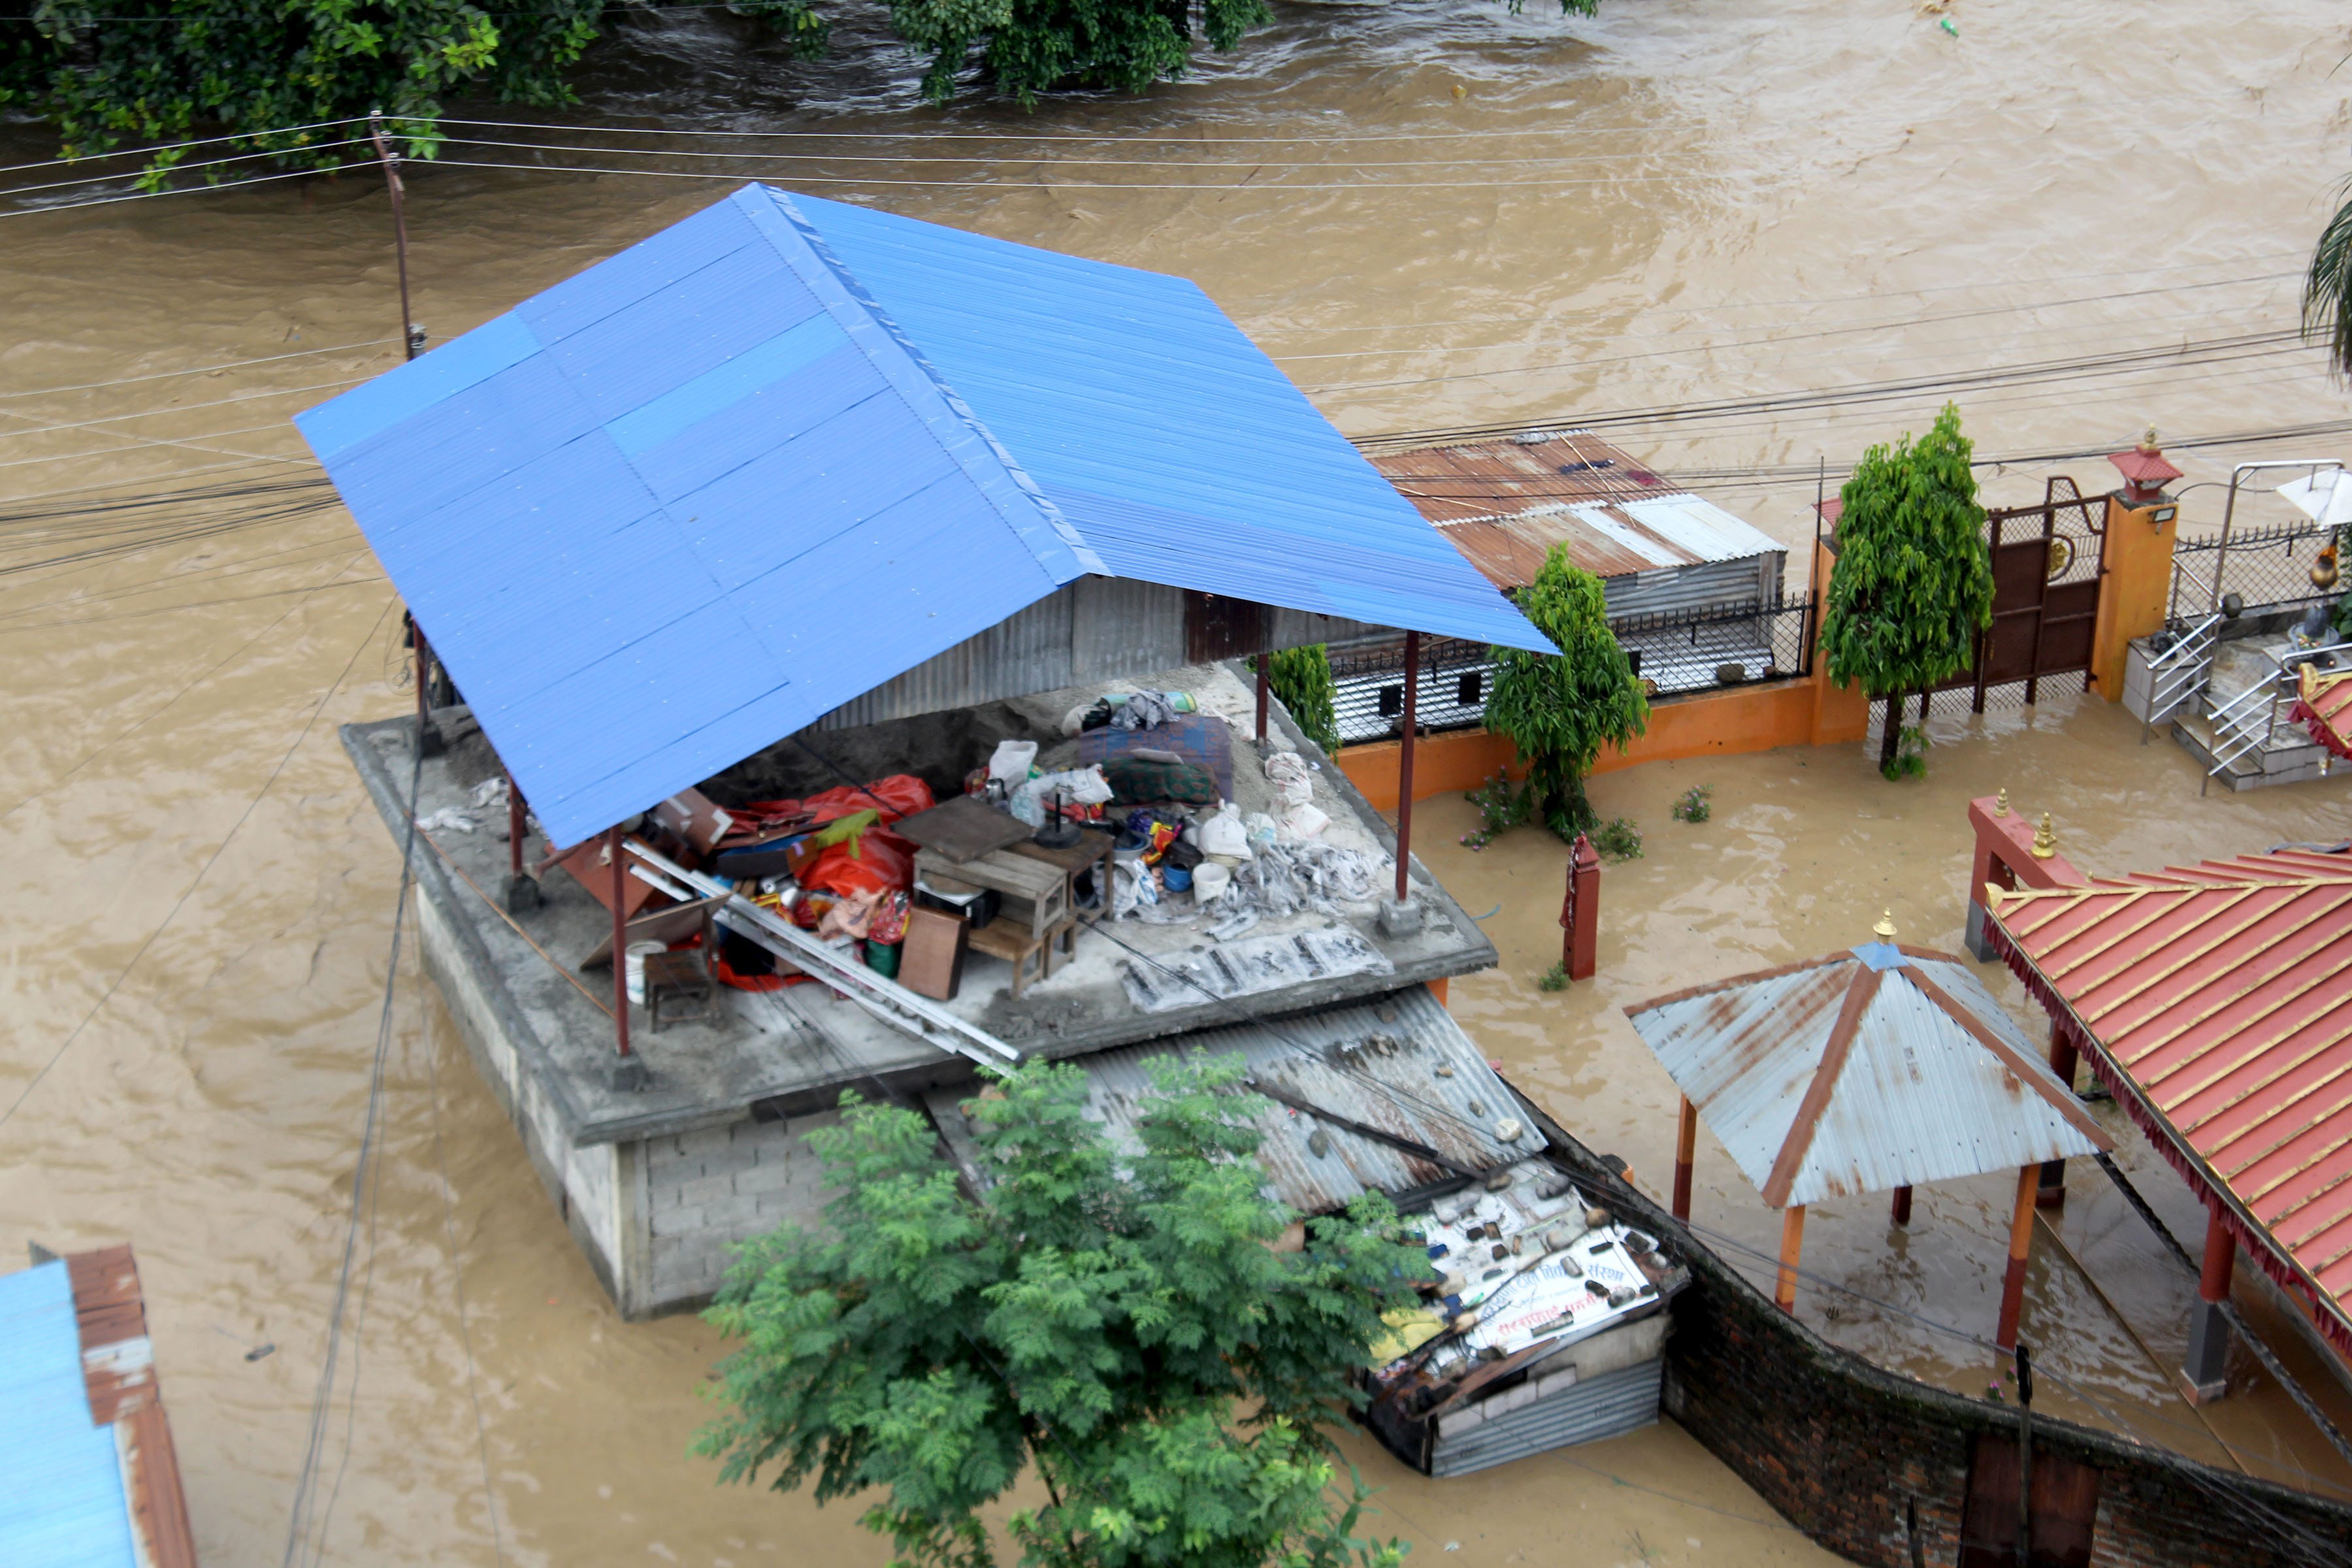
[0,338,396,401]
[0,135,370,197]
[0,157,371,217]
[0,374,370,440]
[281,598,419,1568]
[0,116,364,175]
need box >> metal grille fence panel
[2170,519,2340,622]
[1327,595,1815,747]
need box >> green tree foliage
[1260,644,1341,757]
[1482,544,1648,841]
[1,0,1603,172]
[695,1056,1425,1568]
[1820,402,1994,772]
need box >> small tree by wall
[1262,644,1343,755]
[695,1057,1422,1568]
[1821,402,1995,772]
[1484,545,1650,840]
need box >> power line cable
[0,116,362,174]
[281,599,420,1568]
[0,338,395,402]
[0,136,370,197]
[0,157,370,217]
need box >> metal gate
[1934,477,2106,710]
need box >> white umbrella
[2275,468,2352,529]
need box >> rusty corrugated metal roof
[1624,943,2108,1209]
[1365,431,1784,589]
[931,986,1534,1215]
[1989,851,2352,1342]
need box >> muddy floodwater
[6,1,2352,1563]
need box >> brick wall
[1511,1090,2352,1567]
[645,1110,843,1306]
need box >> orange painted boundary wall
[1339,541,1870,811]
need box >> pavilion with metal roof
[1624,926,2109,1343]
[1987,848,2352,1392]
[295,182,1546,852]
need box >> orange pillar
[1995,1166,2038,1350]
[1672,1097,1697,1222]
[1775,1205,1807,1313]
[2089,489,2180,702]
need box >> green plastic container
[865,940,902,979]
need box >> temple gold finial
[2031,812,2058,859]
[1872,910,1897,941]
[1993,787,2009,817]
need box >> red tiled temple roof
[1987,850,2352,1353]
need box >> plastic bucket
[624,940,666,1004]
[1160,865,1193,892]
[864,940,902,979]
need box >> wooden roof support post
[1672,1096,1697,1222]
[412,621,445,758]
[1254,649,1269,743]
[1775,1204,1806,1313]
[1996,1164,2038,1350]
[1891,1184,1913,1226]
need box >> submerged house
[305,179,1682,1459]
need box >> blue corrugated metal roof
[1624,947,2110,1208]
[297,184,1546,849]
[0,1260,136,1567]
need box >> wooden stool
[643,947,717,1032]
[966,914,1077,998]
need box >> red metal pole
[1395,630,1418,904]
[1891,1185,1913,1226]
[1672,1096,1697,1222]
[1774,1205,1806,1313]
[610,825,632,1058]
[1254,651,1269,743]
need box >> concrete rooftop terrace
[340,659,1497,1148]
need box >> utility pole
[370,110,441,758]
[367,110,421,361]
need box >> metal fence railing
[1326,594,1816,747]
[2170,518,2340,622]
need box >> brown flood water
[5,1,2352,1561]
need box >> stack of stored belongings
[1362,1160,1688,1478]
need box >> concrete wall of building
[644,1112,843,1307]
[1522,1098,2352,1568]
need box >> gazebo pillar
[1672,1096,1697,1221]
[1891,1185,1913,1226]
[1775,1205,1806,1313]
[1995,1166,2038,1350]
[2181,1208,2236,1404]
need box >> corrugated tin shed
[0,1247,195,1568]
[926,985,1534,1215]
[1987,851,2352,1351]
[1364,431,1784,591]
[295,184,1546,850]
[1624,942,2108,1208]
